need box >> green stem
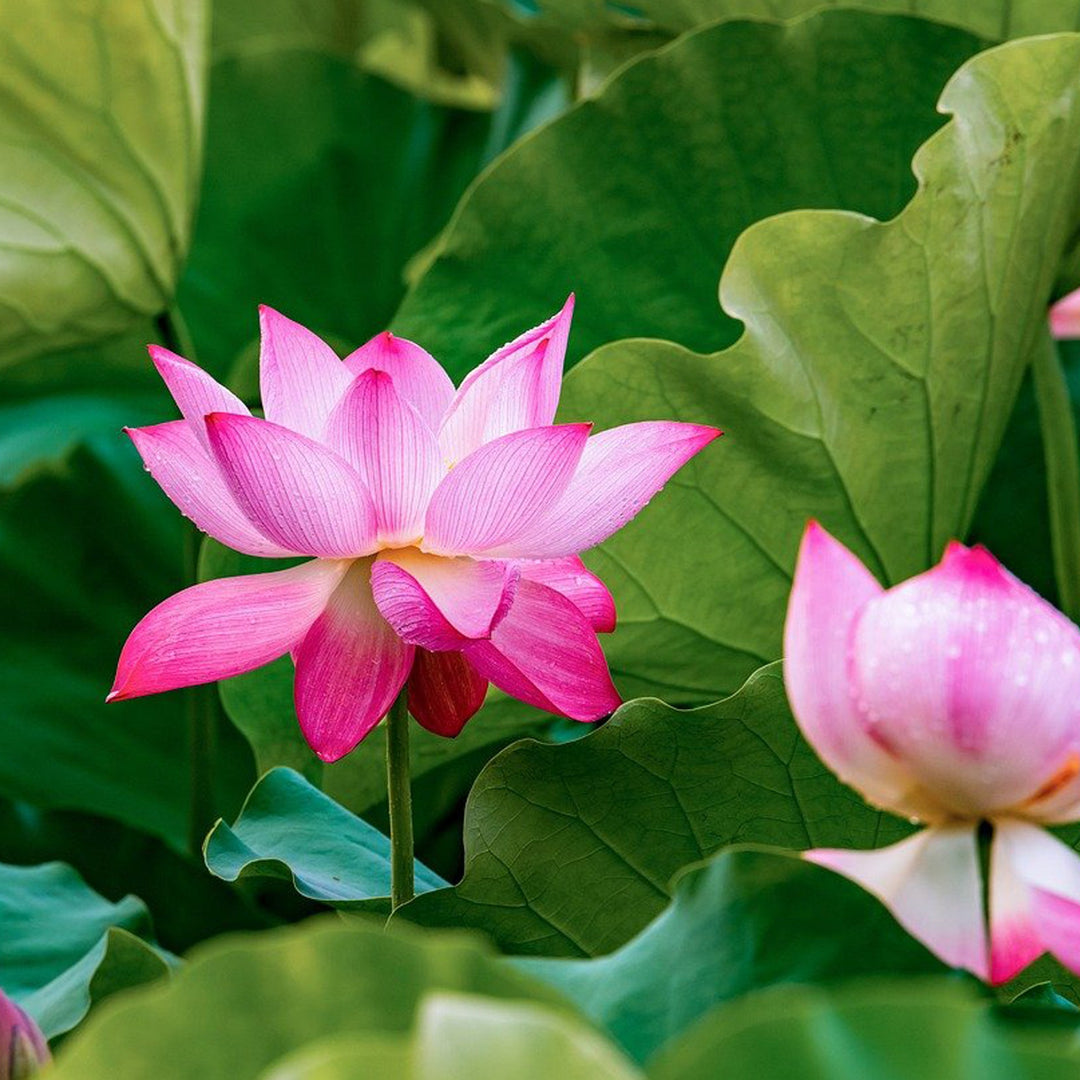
[156,305,218,855]
[385,689,414,910]
[1032,327,1080,624]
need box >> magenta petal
[343,331,454,430]
[371,550,516,650]
[109,560,348,701]
[206,412,378,558]
[849,542,1080,818]
[127,422,294,557]
[516,555,616,633]
[325,369,443,546]
[148,345,249,451]
[423,424,590,556]
[464,578,621,720]
[293,560,414,761]
[438,296,574,464]
[1050,288,1080,340]
[258,306,354,441]
[484,421,720,559]
[807,825,988,980]
[783,522,920,814]
[989,819,1080,984]
[408,649,488,737]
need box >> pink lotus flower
[1050,287,1080,338]
[0,989,49,1079]
[785,522,1080,984]
[109,299,719,760]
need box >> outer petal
[408,649,488,738]
[258,306,354,441]
[989,818,1080,985]
[806,825,987,980]
[126,421,294,557]
[343,331,454,430]
[325,369,443,545]
[294,559,415,762]
[206,413,378,558]
[516,555,616,633]
[423,424,590,556]
[148,345,250,451]
[371,550,517,650]
[483,421,721,559]
[464,578,620,721]
[849,542,1080,819]
[438,296,574,464]
[1050,288,1080,340]
[782,522,922,815]
[108,560,348,701]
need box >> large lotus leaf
[48,918,572,1080]
[0,862,169,1039]
[0,1,206,364]
[649,980,1080,1080]
[0,416,252,849]
[204,768,449,905]
[551,32,1080,702]
[178,0,564,379]
[391,664,909,956]
[516,849,942,1062]
[393,13,986,378]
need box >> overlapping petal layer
[485,422,721,559]
[207,413,379,558]
[148,345,249,450]
[294,560,414,762]
[438,295,574,464]
[465,579,621,721]
[408,649,488,738]
[344,331,454,430]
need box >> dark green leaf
[393,664,909,956]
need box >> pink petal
[1050,288,1080,340]
[343,331,454,430]
[408,649,488,737]
[371,550,517,650]
[126,422,294,557]
[849,542,1080,819]
[206,413,378,558]
[423,424,590,556]
[293,559,415,762]
[516,555,616,633]
[464,578,621,720]
[108,560,348,701]
[807,825,988,980]
[258,306,354,441]
[783,523,923,814]
[438,296,574,465]
[989,818,1080,984]
[325,369,443,546]
[148,345,250,451]
[483,421,721,559]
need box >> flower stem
[384,688,415,910]
[1033,327,1080,624]
[156,304,219,855]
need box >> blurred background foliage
[5,0,1080,1072]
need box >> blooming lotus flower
[784,522,1080,984]
[0,989,49,1079]
[1050,287,1080,338]
[109,299,719,760]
